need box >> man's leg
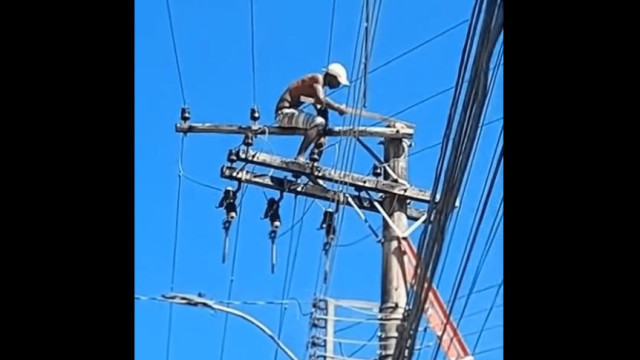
[309,106,329,161]
[275,109,325,161]
[295,116,326,162]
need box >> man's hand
[336,104,348,116]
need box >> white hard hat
[324,63,350,86]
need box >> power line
[304,17,467,114]
[409,116,502,158]
[449,198,503,330]
[165,134,187,360]
[365,61,502,127]
[433,47,503,294]
[325,0,381,295]
[474,345,503,357]
[430,27,504,360]
[272,198,310,354]
[323,0,383,169]
[249,0,258,105]
[336,225,381,248]
[163,0,187,105]
[326,0,337,64]
[363,0,371,107]
[318,0,373,300]
[218,185,250,360]
[182,173,224,192]
[310,19,470,110]
[330,0,365,171]
[348,328,378,358]
[284,197,308,302]
[170,135,186,289]
[412,0,485,274]
[273,196,299,360]
[472,279,503,353]
[408,13,480,348]
[389,61,502,121]
[276,199,314,239]
[460,206,503,308]
[399,1,502,356]
[429,146,503,360]
[367,19,469,79]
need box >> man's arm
[313,83,347,115]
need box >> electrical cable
[472,279,503,353]
[164,134,186,360]
[273,196,299,360]
[164,0,187,105]
[218,184,250,360]
[446,198,503,335]
[336,226,381,248]
[426,17,504,360]
[398,1,501,356]
[429,146,502,360]
[302,19,470,112]
[249,0,258,105]
[347,328,378,358]
[326,0,337,64]
[409,116,502,158]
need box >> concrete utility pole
[379,138,409,360]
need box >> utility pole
[173,109,470,360]
[379,138,409,360]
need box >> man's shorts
[275,108,325,129]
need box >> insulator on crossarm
[243,132,254,147]
[227,149,238,163]
[250,105,260,122]
[372,163,382,177]
[180,106,191,122]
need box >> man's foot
[295,155,307,162]
[309,149,320,163]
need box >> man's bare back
[275,73,325,113]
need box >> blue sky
[135,1,503,359]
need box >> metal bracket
[365,191,404,237]
[355,137,409,187]
[345,194,382,241]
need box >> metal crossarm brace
[367,191,404,237]
[355,137,409,186]
[344,194,381,241]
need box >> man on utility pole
[274,62,350,162]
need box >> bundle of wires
[391,0,504,359]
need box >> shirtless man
[274,62,350,162]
